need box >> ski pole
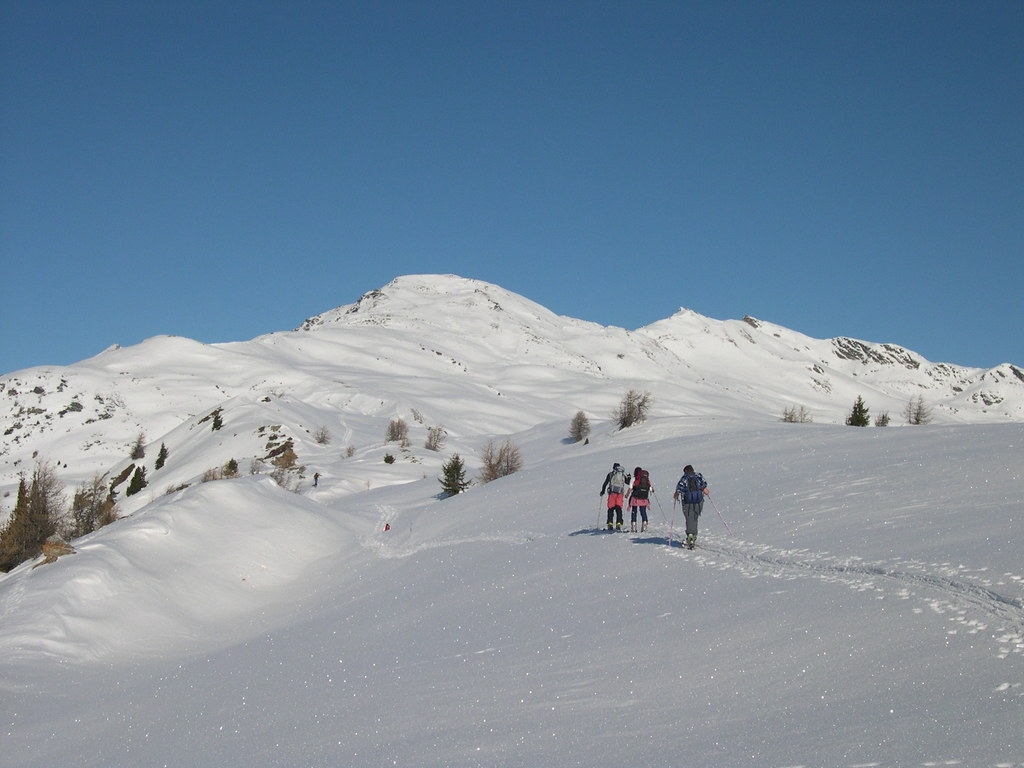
[651,489,668,524]
[669,497,676,548]
[706,493,732,534]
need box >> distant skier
[600,463,630,530]
[673,464,708,549]
[313,472,320,488]
[627,467,652,532]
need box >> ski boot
[686,534,696,550]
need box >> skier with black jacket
[627,467,652,532]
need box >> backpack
[636,470,650,494]
[682,473,706,504]
[609,467,626,494]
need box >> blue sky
[2,1,1022,374]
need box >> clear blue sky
[2,1,1022,374]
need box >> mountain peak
[296,274,560,333]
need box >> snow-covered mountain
[2,274,1022,766]
[2,274,1021,513]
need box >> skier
[673,464,708,549]
[627,466,652,532]
[599,463,630,530]
[313,472,320,487]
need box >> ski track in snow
[660,532,1024,665]
[360,504,535,559]
[367,509,1024,669]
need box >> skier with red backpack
[627,467,652,532]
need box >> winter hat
[683,464,694,474]
[613,463,621,470]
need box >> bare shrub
[613,389,652,430]
[904,395,932,425]
[782,405,813,423]
[569,411,591,442]
[270,441,305,491]
[314,426,332,445]
[386,417,409,444]
[479,439,523,484]
[425,426,447,451]
[130,432,146,460]
[70,473,117,538]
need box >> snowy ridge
[2,274,1021,510]
[1,274,1023,766]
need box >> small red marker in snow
[384,523,390,531]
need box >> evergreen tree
[0,463,66,571]
[439,453,470,496]
[155,442,169,470]
[126,466,148,496]
[846,396,871,427]
[0,477,32,571]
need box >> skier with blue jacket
[673,464,708,549]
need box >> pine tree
[0,477,32,571]
[0,464,66,571]
[126,466,148,496]
[439,454,470,496]
[155,442,169,470]
[846,396,870,427]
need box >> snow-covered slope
[2,274,1021,516]
[1,418,1021,766]
[1,274,1022,765]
